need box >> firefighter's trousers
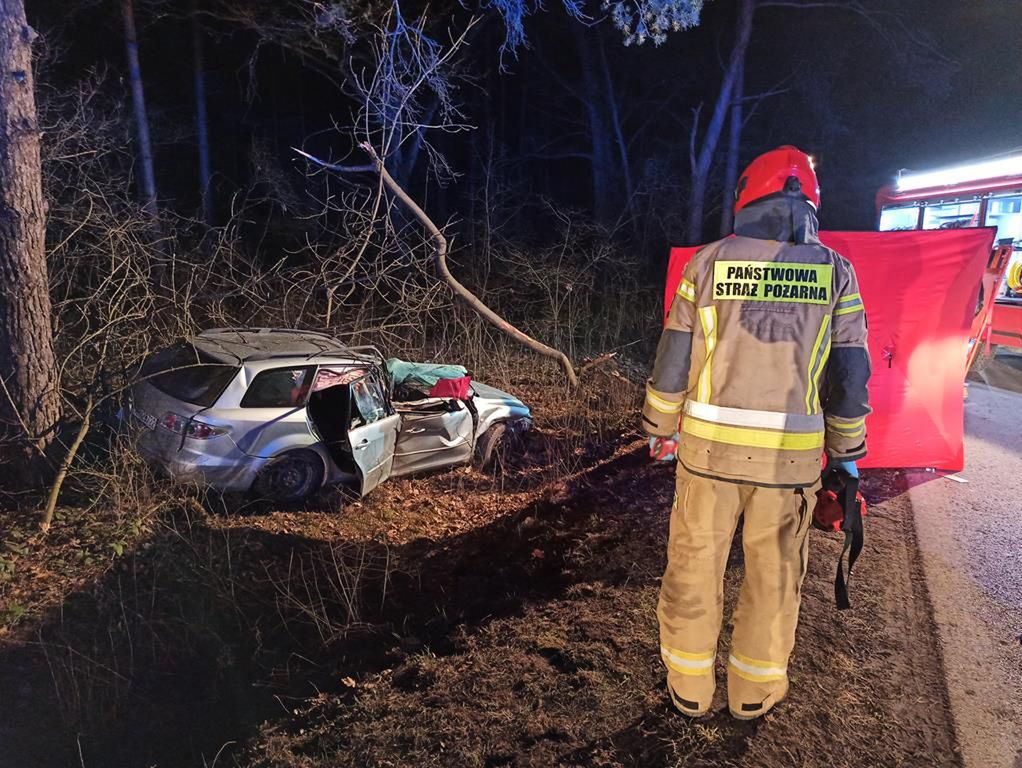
[658,464,812,719]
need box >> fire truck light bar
[897,153,1022,192]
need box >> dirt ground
[238,446,960,768]
[1,369,964,768]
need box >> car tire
[252,449,324,504]
[474,422,507,469]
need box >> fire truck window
[879,205,919,231]
[984,195,1022,245]
[922,200,981,230]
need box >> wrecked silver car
[128,328,532,502]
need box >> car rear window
[140,344,239,407]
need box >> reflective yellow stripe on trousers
[729,652,787,683]
[661,644,715,677]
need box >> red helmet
[735,146,820,214]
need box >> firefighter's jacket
[643,195,872,488]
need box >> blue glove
[649,434,680,462]
[826,458,859,478]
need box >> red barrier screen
[665,229,994,470]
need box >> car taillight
[159,412,228,439]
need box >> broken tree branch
[294,144,580,387]
[578,352,618,376]
[41,392,92,532]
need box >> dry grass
[240,459,960,768]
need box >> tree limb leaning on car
[293,144,580,388]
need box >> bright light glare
[897,154,1022,192]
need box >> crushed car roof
[189,328,383,365]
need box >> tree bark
[192,7,212,224]
[719,56,745,237]
[571,25,618,227]
[597,35,635,225]
[686,0,755,244]
[122,0,157,215]
[0,0,61,481]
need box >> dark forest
[2,2,1021,766]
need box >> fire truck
[877,152,1022,369]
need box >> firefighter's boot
[727,484,812,720]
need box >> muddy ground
[1,370,963,768]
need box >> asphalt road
[908,353,1022,768]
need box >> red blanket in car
[429,376,472,400]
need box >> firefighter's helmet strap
[834,476,864,610]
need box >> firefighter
[643,146,871,720]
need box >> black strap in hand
[834,475,864,610]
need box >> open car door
[391,397,474,477]
[347,374,400,496]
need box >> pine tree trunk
[686,0,755,244]
[597,34,635,224]
[122,0,157,214]
[571,25,618,226]
[719,57,745,237]
[192,8,212,225]
[686,168,709,244]
[0,0,61,481]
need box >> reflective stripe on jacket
[642,197,871,488]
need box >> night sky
[28,0,1022,243]
[884,2,1021,167]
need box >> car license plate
[134,408,157,431]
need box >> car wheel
[475,423,507,469]
[252,449,324,503]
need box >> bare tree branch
[295,145,580,386]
